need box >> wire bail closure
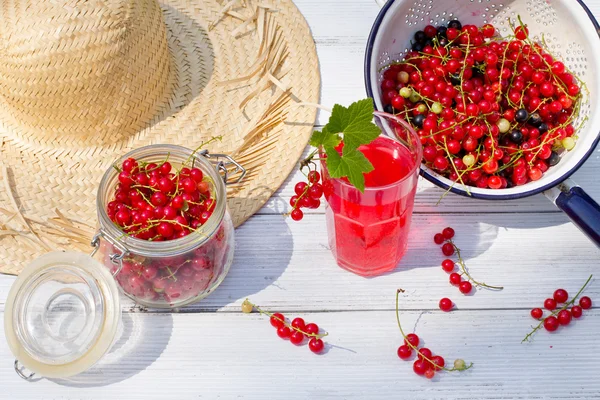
[14,360,35,380]
[198,150,246,185]
[90,230,129,278]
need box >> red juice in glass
[321,113,422,276]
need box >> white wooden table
[2,1,600,398]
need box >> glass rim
[96,144,226,258]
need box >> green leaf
[309,126,341,149]
[325,145,374,193]
[325,99,380,151]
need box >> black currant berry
[383,104,394,114]
[528,112,542,127]
[548,151,561,166]
[448,19,462,30]
[414,30,427,44]
[412,42,424,52]
[438,37,449,47]
[515,108,529,123]
[509,130,524,144]
[538,123,549,133]
[437,26,448,38]
[413,114,425,128]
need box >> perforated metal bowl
[365,0,600,246]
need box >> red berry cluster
[105,156,230,304]
[242,300,326,354]
[435,226,503,302]
[395,289,471,378]
[290,170,323,221]
[523,275,593,342]
[108,157,215,240]
[397,333,448,379]
[380,18,583,189]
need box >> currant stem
[522,274,593,343]
[451,241,504,290]
[243,299,329,340]
[395,289,473,372]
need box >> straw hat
[0,0,320,275]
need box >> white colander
[365,0,600,246]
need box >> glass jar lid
[4,251,121,379]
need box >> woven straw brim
[0,0,320,275]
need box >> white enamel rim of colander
[364,0,600,201]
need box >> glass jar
[96,144,241,309]
[5,145,244,380]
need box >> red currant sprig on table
[435,226,503,296]
[381,17,585,191]
[523,275,593,342]
[289,170,323,222]
[396,289,472,379]
[241,299,327,354]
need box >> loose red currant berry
[291,317,306,331]
[418,348,432,361]
[270,313,285,328]
[449,273,462,286]
[459,281,472,294]
[290,331,305,345]
[434,233,444,244]
[439,298,453,312]
[305,323,319,335]
[579,296,592,309]
[441,259,455,273]
[442,243,455,256]
[530,308,543,319]
[308,171,321,184]
[553,289,569,304]
[571,306,583,318]
[291,208,304,221]
[308,338,324,354]
[442,227,455,239]
[277,326,292,339]
[544,298,557,311]
[397,345,412,360]
[557,309,572,326]
[404,333,420,347]
[424,369,435,379]
[413,360,428,376]
[543,316,559,332]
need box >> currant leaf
[324,145,374,192]
[309,126,341,149]
[325,99,380,151]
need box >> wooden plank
[2,310,599,399]
[1,213,597,312]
